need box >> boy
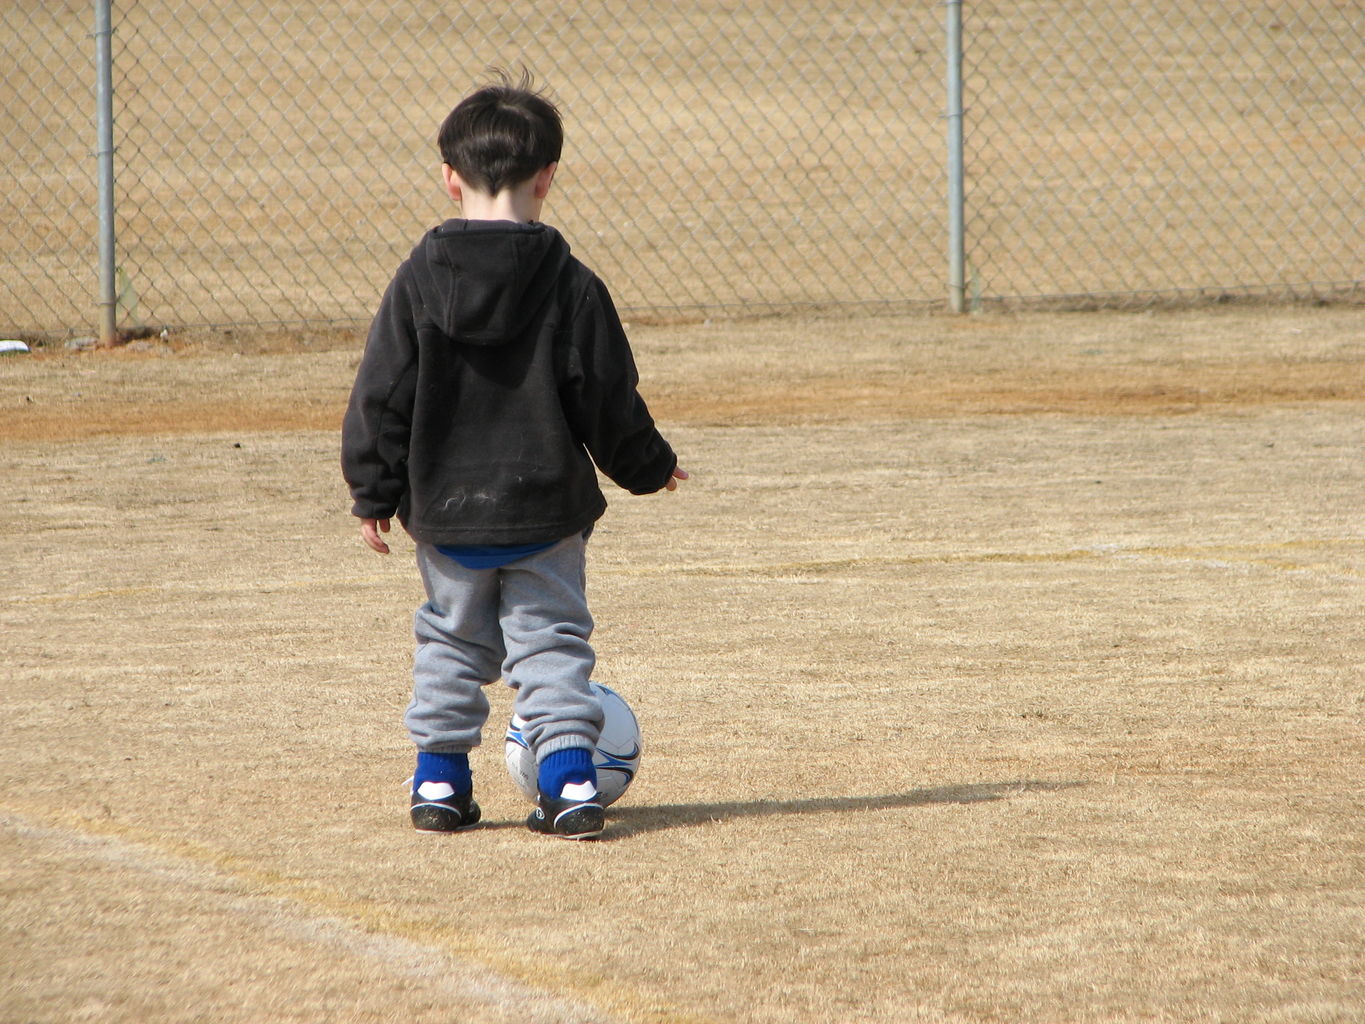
[341,72,686,840]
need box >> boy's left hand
[665,466,689,491]
[361,517,391,554]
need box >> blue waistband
[434,540,557,570]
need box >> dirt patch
[4,307,1361,440]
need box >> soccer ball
[503,682,642,807]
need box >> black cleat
[410,780,481,833]
[526,782,605,840]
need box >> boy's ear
[533,162,557,200]
[441,163,463,203]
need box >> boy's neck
[443,163,555,225]
[458,187,544,224]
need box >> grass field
[1,306,1363,1022]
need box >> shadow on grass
[605,779,1086,838]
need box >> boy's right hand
[665,466,689,491]
[361,517,391,554]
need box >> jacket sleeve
[340,270,420,520]
[560,276,676,495]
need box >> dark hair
[437,69,563,195]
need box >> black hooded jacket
[341,219,676,546]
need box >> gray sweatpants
[405,533,602,762]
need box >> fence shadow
[604,779,1086,839]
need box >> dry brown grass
[2,307,1363,1023]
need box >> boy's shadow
[604,779,1085,839]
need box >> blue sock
[538,748,595,798]
[415,751,472,796]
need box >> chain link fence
[963,2,1363,308]
[3,1,96,336]
[2,2,1361,339]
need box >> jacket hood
[413,219,572,344]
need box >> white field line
[0,810,645,1024]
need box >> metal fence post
[94,0,117,345]
[944,0,966,313]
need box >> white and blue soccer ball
[504,681,642,807]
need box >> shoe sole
[528,803,605,840]
[412,820,482,833]
[411,800,481,833]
